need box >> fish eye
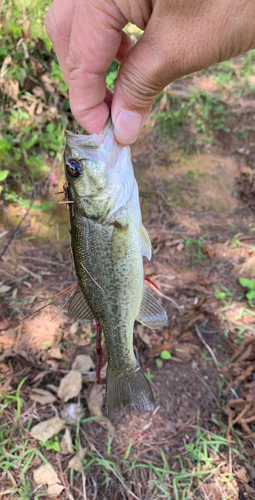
[66,160,82,177]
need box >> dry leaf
[0,285,11,294]
[97,416,115,434]
[88,384,104,416]
[32,86,46,101]
[176,242,184,252]
[46,383,59,393]
[71,354,94,372]
[50,346,63,359]
[173,343,198,362]
[30,388,57,405]
[30,416,66,442]
[88,384,115,434]
[68,448,86,472]
[47,483,65,495]
[136,325,152,348]
[47,359,59,369]
[33,462,64,496]
[36,102,43,115]
[61,403,85,424]
[70,321,79,335]
[57,370,82,402]
[0,376,12,398]
[60,428,74,455]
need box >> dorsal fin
[136,287,167,329]
[68,285,94,320]
[140,224,152,260]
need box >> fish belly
[70,214,155,411]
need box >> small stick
[80,262,105,293]
[58,200,74,204]
[96,321,103,384]
[9,283,77,308]
[18,284,77,323]
[15,322,22,348]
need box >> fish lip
[65,118,112,148]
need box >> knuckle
[117,62,163,111]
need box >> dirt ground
[1,124,255,498]
[1,41,255,499]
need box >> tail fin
[106,361,155,412]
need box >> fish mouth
[65,117,112,150]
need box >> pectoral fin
[140,224,152,260]
[68,285,94,320]
[136,286,167,329]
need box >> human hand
[46,0,255,145]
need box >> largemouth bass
[64,120,167,412]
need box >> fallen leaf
[202,242,215,259]
[173,343,198,362]
[30,416,66,442]
[46,383,59,393]
[48,483,65,495]
[87,384,115,434]
[47,359,59,369]
[136,325,152,348]
[32,86,46,101]
[0,319,9,330]
[88,384,104,416]
[0,376,12,398]
[30,388,57,405]
[68,448,86,472]
[50,346,63,359]
[60,428,74,455]
[71,354,94,372]
[33,462,64,496]
[61,403,85,424]
[70,321,79,335]
[57,370,82,402]
[176,242,184,252]
[0,285,11,294]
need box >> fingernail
[114,110,143,145]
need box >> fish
[64,119,167,412]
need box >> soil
[1,127,255,498]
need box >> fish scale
[70,213,143,370]
[64,119,167,411]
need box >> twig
[195,324,239,399]
[0,198,35,261]
[80,428,141,500]
[195,324,220,370]
[17,256,68,267]
[147,286,180,310]
[192,362,221,409]
[80,262,105,293]
[57,453,74,500]
[15,322,22,349]
[82,472,87,500]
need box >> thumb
[112,32,169,145]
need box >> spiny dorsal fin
[68,285,94,320]
[136,286,167,329]
[140,224,152,260]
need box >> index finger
[66,0,130,133]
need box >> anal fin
[136,286,167,329]
[68,284,94,320]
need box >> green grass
[0,382,243,499]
